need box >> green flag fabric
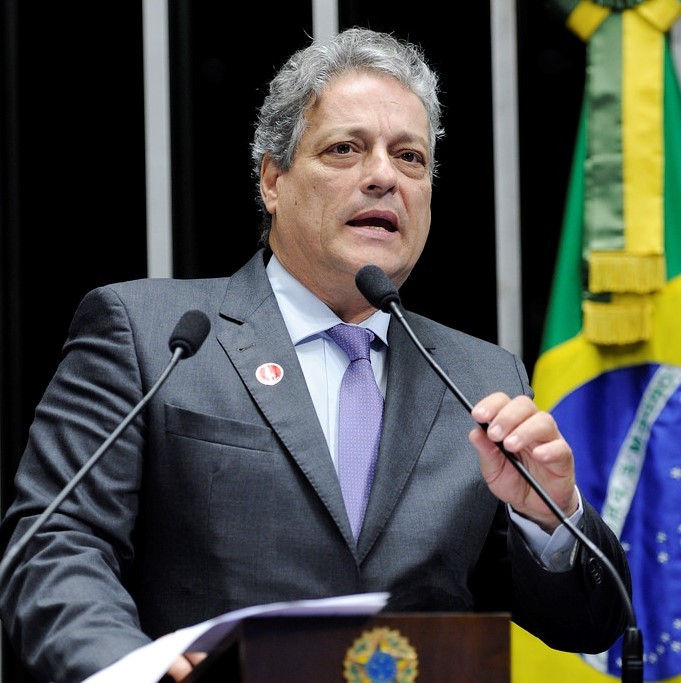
[512,1,681,681]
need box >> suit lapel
[213,252,452,557]
[357,317,446,558]
[215,252,355,547]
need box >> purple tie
[327,324,384,540]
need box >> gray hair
[250,27,445,246]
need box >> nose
[360,149,398,195]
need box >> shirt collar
[266,254,391,347]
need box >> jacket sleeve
[0,286,153,682]
[507,498,631,654]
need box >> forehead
[309,71,429,130]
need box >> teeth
[351,218,394,231]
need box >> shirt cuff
[508,488,584,571]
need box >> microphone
[0,309,211,579]
[169,308,211,358]
[355,264,642,683]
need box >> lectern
[184,613,510,682]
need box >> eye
[329,142,354,155]
[399,150,425,165]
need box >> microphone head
[169,310,211,358]
[355,265,401,312]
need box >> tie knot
[327,324,374,362]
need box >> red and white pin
[255,363,284,386]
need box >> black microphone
[355,264,642,683]
[0,309,211,579]
[169,308,211,358]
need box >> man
[0,28,631,682]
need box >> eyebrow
[323,125,429,150]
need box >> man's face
[262,71,433,310]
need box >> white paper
[82,592,389,683]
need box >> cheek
[419,183,433,208]
[276,180,306,220]
[283,172,324,209]
[408,186,432,226]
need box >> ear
[260,153,283,214]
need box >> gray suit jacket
[0,249,630,682]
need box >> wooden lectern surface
[186,612,510,682]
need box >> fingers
[166,656,192,682]
[468,392,578,526]
[471,393,557,453]
[184,652,207,667]
[165,652,207,682]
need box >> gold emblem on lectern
[343,627,418,682]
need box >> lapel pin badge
[256,363,284,386]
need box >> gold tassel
[588,251,666,294]
[583,294,654,345]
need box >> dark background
[0,1,585,680]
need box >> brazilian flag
[512,1,681,681]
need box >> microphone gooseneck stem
[0,346,185,580]
[388,300,642,683]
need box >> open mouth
[347,217,396,232]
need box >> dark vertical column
[168,0,198,275]
[0,4,148,501]
[1,6,48,680]
[1,0,24,515]
[166,1,314,279]
[339,1,497,345]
